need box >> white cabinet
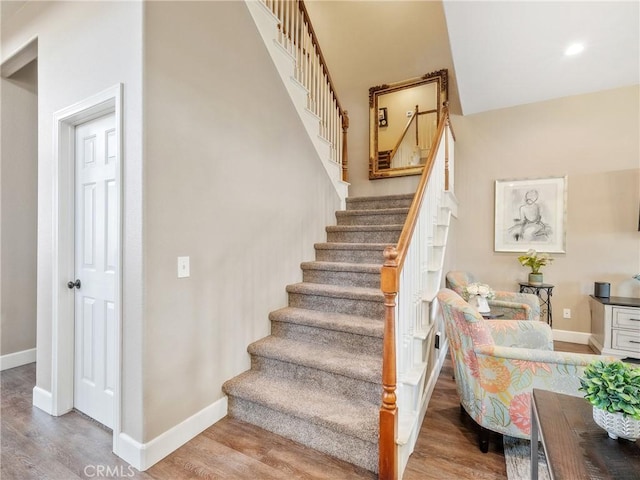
[589,296,640,360]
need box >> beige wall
[2,0,145,440]
[2,0,343,451]
[143,1,340,441]
[452,85,640,333]
[1,59,38,356]
[305,0,458,197]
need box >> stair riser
[227,397,378,473]
[302,268,380,288]
[271,321,383,356]
[315,248,386,264]
[288,292,385,319]
[326,229,402,244]
[336,212,408,226]
[346,197,413,210]
[251,355,382,404]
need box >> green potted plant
[517,249,553,285]
[579,360,640,440]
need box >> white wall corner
[1,348,37,371]
[1,36,37,77]
[32,386,54,415]
[115,396,228,471]
[552,329,591,345]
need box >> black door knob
[67,279,81,289]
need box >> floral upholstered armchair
[437,288,610,452]
[446,270,540,321]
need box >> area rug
[503,436,550,480]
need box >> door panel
[74,113,117,428]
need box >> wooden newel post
[341,110,349,183]
[379,246,398,479]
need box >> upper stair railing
[262,0,349,182]
[379,105,455,479]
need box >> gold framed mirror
[369,69,448,180]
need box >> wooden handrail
[393,107,448,271]
[387,106,439,169]
[297,0,349,182]
[270,0,349,182]
[388,106,419,162]
[297,0,344,115]
[378,106,449,479]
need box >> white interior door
[73,113,117,428]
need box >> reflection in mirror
[369,69,448,179]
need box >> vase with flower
[462,283,495,314]
[517,249,553,285]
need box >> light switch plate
[177,256,190,278]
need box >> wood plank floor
[1,342,592,479]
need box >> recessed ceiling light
[565,43,585,56]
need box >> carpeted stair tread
[326,224,404,233]
[336,207,410,217]
[300,261,382,288]
[269,307,383,338]
[248,335,382,384]
[300,261,382,275]
[286,282,383,302]
[223,370,379,444]
[346,193,414,211]
[314,242,389,251]
[325,225,403,244]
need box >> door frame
[51,84,123,449]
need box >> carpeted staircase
[222,193,413,473]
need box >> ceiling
[443,1,640,115]
[2,1,637,117]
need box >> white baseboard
[32,386,54,414]
[588,336,604,354]
[116,395,228,471]
[552,329,591,345]
[1,348,36,371]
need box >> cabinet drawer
[612,307,640,331]
[612,329,640,355]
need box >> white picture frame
[494,176,567,253]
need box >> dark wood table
[531,389,640,479]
